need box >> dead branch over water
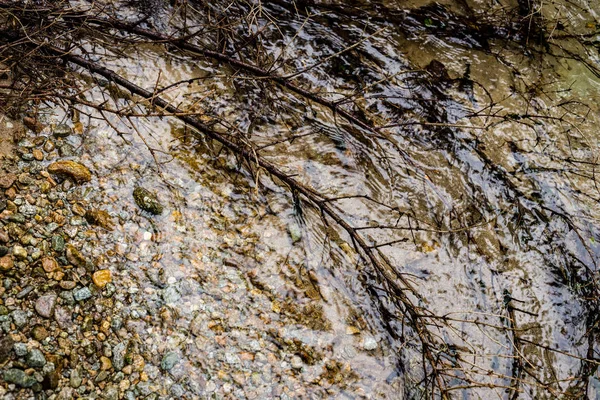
[1,0,600,397]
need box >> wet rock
[4,368,37,387]
[59,144,76,157]
[47,160,91,183]
[26,348,46,368]
[53,124,72,138]
[133,186,163,215]
[92,269,112,288]
[0,255,13,271]
[362,335,378,351]
[41,257,58,273]
[160,351,179,371]
[66,244,86,268]
[0,173,16,189]
[0,246,7,257]
[73,287,92,301]
[32,149,43,161]
[35,294,57,318]
[291,355,303,370]
[85,209,115,230]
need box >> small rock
[12,246,27,260]
[54,306,73,329]
[66,244,86,268]
[362,335,378,351]
[51,235,65,252]
[14,342,27,357]
[11,310,27,328]
[26,348,46,368]
[133,187,163,215]
[35,294,57,318]
[85,209,115,230]
[73,287,92,301]
[0,255,13,271]
[41,257,58,273]
[31,325,49,341]
[59,281,76,290]
[92,270,112,288]
[47,160,91,183]
[69,369,81,388]
[160,351,179,371]
[4,368,37,387]
[291,355,303,370]
[32,149,44,161]
[112,341,128,371]
[100,356,112,371]
[52,124,72,138]
[0,173,16,189]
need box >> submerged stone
[133,186,163,215]
[47,160,91,183]
[85,209,114,230]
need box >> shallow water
[32,0,600,398]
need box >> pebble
[362,335,378,351]
[0,173,16,189]
[112,341,128,371]
[26,348,47,368]
[47,160,91,183]
[11,310,28,328]
[0,255,13,270]
[160,351,179,371]
[13,245,27,260]
[100,356,112,371]
[73,287,92,301]
[92,269,112,288]
[14,342,27,357]
[51,235,65,252]
[35,293,57,318]
[32,325,49,341]
[291,355,303,370]
[32,149,44,161]
[53,124,72,138]
[133,186,163,215]
[4,368,37,387]
[54,306,73,329]
[41,257,58,272]
[66,244,86,268]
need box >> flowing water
[14,0,600,398]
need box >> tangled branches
[2,0,600,398]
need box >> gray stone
[160,351,179,371]
[73,287,92,301]
[35,294,57,318]
[112,341,128,371]
[11,310,28,328]
[26,348,46,368]
[133,187,163,215]
[14,342,27,357]
[69,369,81,388]
[4,368,37,387]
